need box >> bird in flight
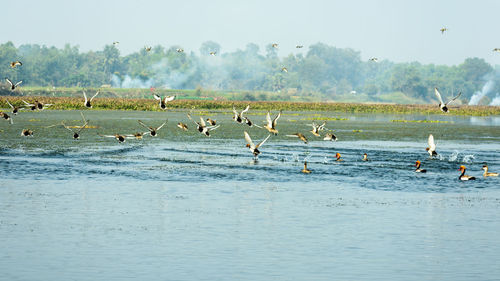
[434,88,461,113]
[440,27,448,34]
[10,61,22,68]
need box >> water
[1,109,500,280]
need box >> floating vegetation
[1,96,500,116]
[28,119,41,122]
[391,119,452,124]
[303,117,349,121]
[352,130,363,132]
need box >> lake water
[1,109,500,281]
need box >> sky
[2,0,500,65]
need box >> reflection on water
[1,110,500,280]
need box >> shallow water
[1,109,500,280]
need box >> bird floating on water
[335,153,343,161]
[153,94,175,110]
[244,131,271,158]
[458,165,475,181]
[362,153,368,161]
[5,78,22,90]
[83,90,100,108]
[414,160,427,173]
[482,165,499,177]
[301,161,311,174]
[434,88,461,113]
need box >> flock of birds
[1,36,499,182]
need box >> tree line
[1,40,498,103]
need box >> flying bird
[232,105,249,124]
[264,110,281,135]
[271,43,278,48]
[21,129,34,137]
[286,133,308,144]
[145,46,152,52]
[426,134,437,157]
[281,67,288,73]
[5,78,22,90]
[209,51,217,56]
[493,48,500,53]
[0,112,13,124]
[177,122,188,131]
[113,41,119,45]
[22,100,52,111]
[440,27,448,34]
[6,99,23,115]
[244,131,271,158]
[176,48,184,53]
[323,132,337,141]
[153,94,175,110]
[434,87,461,113]
[309,121,326,137]
[62,120,89,140]
[83,90,100,108]
[137,119,168,137]
[206,118,216,126]
[99,133,130,143]
[188,114,220,137]
[296,45,304,49]
[369,57,378,62]
[10,61,22,68]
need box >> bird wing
[286,134,300,138]
[80,112,87,124]
[434,88,445,104]
[199,116,206,127]
[5,78,13,87]
[76,121,89,134]
[241,105,250,116]
[244,131,255,148]
[90,91,100,101]
[99,134,117,138]
[428,134,436,150]
[137,120,152,131]
[265,111,272,127]
[156,120,168,131]
[232,106,239,117]
[22,100,34,106]
[6,99,14,109]
[207,125,220,131]
[61,122,75,133]
[14,81,22,87]
[153,94,161,101]
[272,111,281,127]
[83,91,88,103]
[164,96,175,103]
[446,92,461,105]
[256,134,271,149]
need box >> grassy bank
[2,95,500,116]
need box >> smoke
[469,80,495,105]
[490,94,500,106]
[112,74,153,88]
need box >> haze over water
[1,110,499,280]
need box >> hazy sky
[3,0,500,65]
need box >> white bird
[309,121,326,137]
[434,88,461,113]
[244,131,271,158]
[83,90,99,108]
[232,105,249,124]
[426,134,437,157]
[5,78,22,90]
[153,94,175,110]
